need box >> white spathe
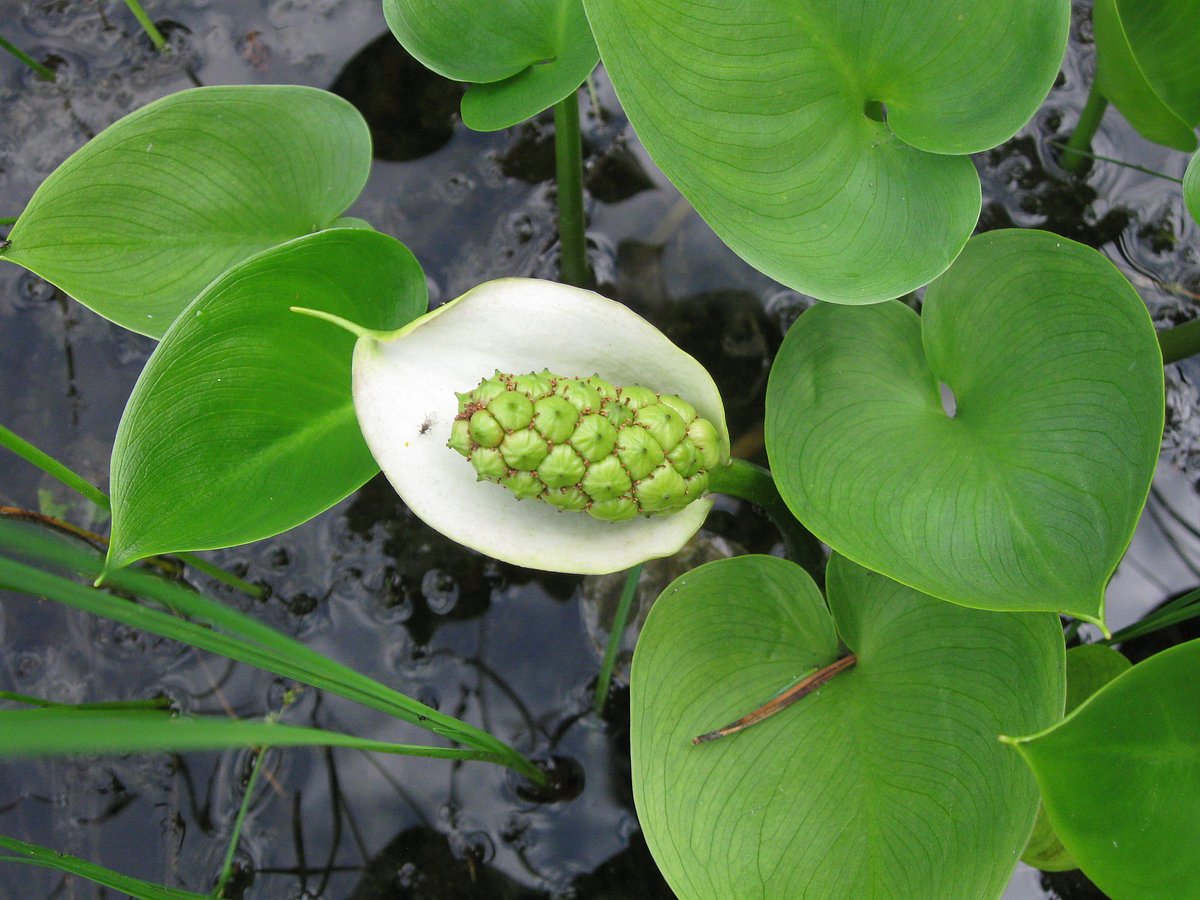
[352,277,729,574]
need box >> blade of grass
[1103,587,1200,645]
[0,521,545,783]
[0,424,109,509]
[0,835,205,900]
[0,709,502,762]
[592,563,642,714]
[0,35,55,80]
[0,423,262,598]
[0,690,169,711]
[120,0,168,52]
[214,748,265,899]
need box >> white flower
[328,278,729,574]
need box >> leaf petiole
[693,654,857,744]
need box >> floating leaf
[1022,644,1131,872]
[632,553,1063,898]
[1094,0,1200,152]
[1005,638,1200,898]
[766,229,1163,623]
[107,229,426,569]
[0,85,371,337]
[382,0,598,131]
[339,277,728,574]
[582,0,1069,302]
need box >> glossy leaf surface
[766,230,1163,623]
[583,0,1068,302]
[350,278,728,574]
[107,230,426,568]
[1007,639,1200,898]
[382,0,598,131]
[1022,644,1131,871]
[632,554,1063,898]
[1094,0,1200,151]
[0,86,371,337]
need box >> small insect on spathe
[418,412,437,436]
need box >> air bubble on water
[421,568,459,614]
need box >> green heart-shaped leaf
[383,0,598,131]
[0,86,371,337]
[766,229,1163,623]
[106,229,427,569]
[1006,638,1200,898]
[632,553,1063,898]
[1094,0,1200,152]
[582,0,1068,303]
[1021,643,1131,872]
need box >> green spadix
[449,371,721,521]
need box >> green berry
[489,390,534,431]
[636,464,688,513]
[588,496,638,522]
[448,419,472,457]
[687,418,722,470]
[469,410,504,448]
[619,385,658,409]
[538,444,586,489]
[467,376,508,407]
[571,414,618,461]
[533,395,579,443]
[667,437,700,478]
[616,426,665,480]
[515,370,554,400]
[582,455,632,500]
[470,447,507,481]
[583,375,618,401]
[682,471,709,502]
[544,486,590,511]
[560,380,603,413]
[636,403,686,451]
[659,393,696,423]
[500,429,549,471]
[502,470,544,500]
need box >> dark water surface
[1,2,1198,898]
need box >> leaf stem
[214,748,264,898]
[707,458,825,579]
[120,0,168,52]
[693,654,857,744]
[1047,142,1183,184]
[1060,80,1109,174]
[592,563,643,714]
[0,423,263,599]
[1158,319,1200,364]
[553,91,590,287]
[1102,586,1200,645]
[0,35,55,80]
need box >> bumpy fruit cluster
[447,371,721,521]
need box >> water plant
[2,2,1200,897]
